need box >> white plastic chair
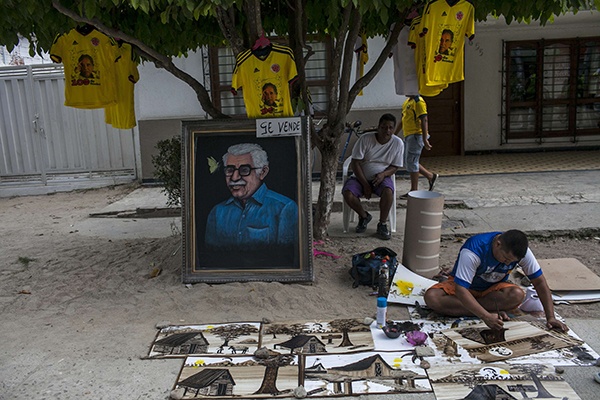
[342,157,397,233]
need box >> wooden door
[422,82,463,156]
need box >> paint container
[402,190,444,279]
[376,297,387,328]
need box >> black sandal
[428,173,439,191]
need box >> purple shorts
[342,176,395,198]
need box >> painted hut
[153,332,209,355]
[178,369,236,397]
[275,335,327,354]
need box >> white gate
[0,64,136,197]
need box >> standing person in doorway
[341,113,404,240]
[395,95,439,197]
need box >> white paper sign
[256,117,302,137]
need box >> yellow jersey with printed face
[402,95,428,136]
[105,43,139,129]
[409,14,447,97]
[50,28,119,109]
[231,44,298,118]
[421,0,475,86]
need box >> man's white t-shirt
[351,133,404,181]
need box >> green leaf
[379,6,388,25]
[139,0,150,13]
[83,0,97,18]
[193,5,202,19]
[160,10,169,24]
[186,0,195,12]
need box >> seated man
[342,113,404,240]
[424,230,568,332]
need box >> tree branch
[326,3,353,128]
[51,0,227,119]
[244,0,264,44]
[215,6,244,56]
[347,10,408,111]
[338,6,362,119]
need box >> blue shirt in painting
[205,183,298,249]
[451,231,542,291]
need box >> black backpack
[349,247,398,289]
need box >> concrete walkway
[78,169,600,240]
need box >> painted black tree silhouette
[263,323,304,339]
[511,364,557,398]
[253,350,295,395]
[328,318,363,347]
[210,323,258,347]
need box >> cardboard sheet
[539,258,600,291]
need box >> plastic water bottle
[377,297,387,328]
[378,261,389,298]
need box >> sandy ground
[1,184,599,399]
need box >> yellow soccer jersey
[231,44,298,118]
[402,95,428,137]
[105,43,139,129]
[50,28,119,109]
[421,0,475,86]
[408,14,447,97]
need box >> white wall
[464,10,600,151]
[0,37,52,66]
[135,48,209,120]
[350,36,406,110]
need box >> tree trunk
[254,366,280,394]
[338,330,354,347]
[313,128,341,240]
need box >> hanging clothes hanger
[76,23,95,35]
[252,31,271,50]
[251,32,273,60]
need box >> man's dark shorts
[342,176,395,198]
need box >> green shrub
[151,136,181,207]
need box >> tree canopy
[1,0,597,239]
[2,1,598,57]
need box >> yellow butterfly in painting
[207,157,219,174]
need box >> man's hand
[363,184,373,199]
[546,317,568,333]
[424,139,432,151]
[372,172,385,187]
[481,311,508,330]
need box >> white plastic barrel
[402,190,444,278]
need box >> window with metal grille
[209,41,330,117]
[502,37,600,143]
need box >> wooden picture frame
[182,118,313,283]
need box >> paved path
[78,169,600,240]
